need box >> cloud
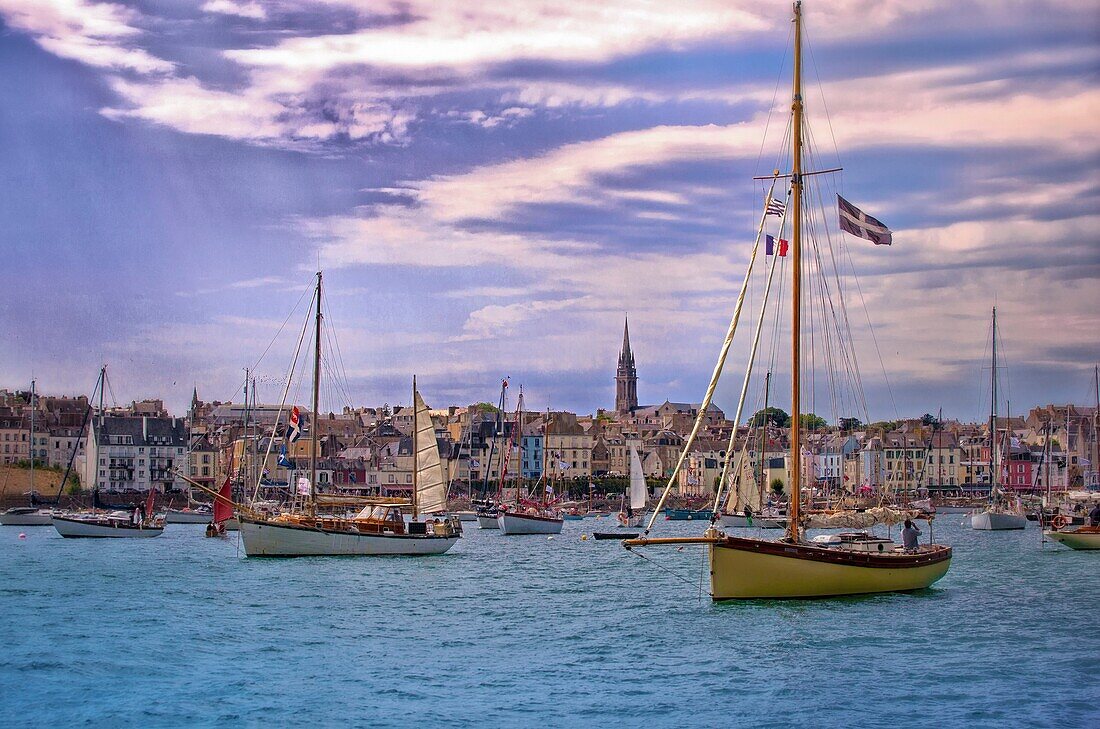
[0,0,173,73]
[201,0,266,21]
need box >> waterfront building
[83,416,188,493]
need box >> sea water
[1,518,1097,727]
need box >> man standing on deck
[901,519,922,551]
[1089,503,1100,527]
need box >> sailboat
[616,442,647,528]
[971,307,1027,531]
[3,370,104,526]
[624,2,951,599]
[53,486,164,538]
[474,379,509,529]
[237,272,461,557]
[497,409,564,535]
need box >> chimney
[142,416,148,442]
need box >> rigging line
[801,14,843,180]
[626,546,711,597]
[753,22,795,178]
[252,284,315,504]
[643,174,778,535]
[249,279,313,374]
[842,241,898,420]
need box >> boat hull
[165,509,213,524]
[477,515,499,529]
[497,512,564,535]
[709,535,952,600]
[970,510,1027,530]
[0,509,54,526]
[52,516,163,538]
[238,517,458,556]
[1044,528,1100,550]
[450,511,478,522]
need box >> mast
[29,379,35,494]
[412,375,418,521]
[309,271,322,508]
[788,0,804,543]
[757,372,771,498]
[990,306,997,498]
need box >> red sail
[145,488,156,519]
[213,476,234,523]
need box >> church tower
[615,316,638,414]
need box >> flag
[349,471,358,484]
[778,239,789,257]
[278,444,295,469]
[288,406,303,442]
[470,459,481,469]
[765,234,775,256]
[766,197,786,217]
[297,477,311,495]
[558,460,570,470]
[838,195,892,245]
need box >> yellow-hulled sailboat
[625,2,951,599]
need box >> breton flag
[277,444,295,469]
[838,195,892,245]
[287,406,303,442]
[765,197,786,217]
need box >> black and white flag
[765,197,786,217]
[838,194,892,246]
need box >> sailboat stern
[708,535,952,600]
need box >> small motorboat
[53,513,164,538]
[665,508,713,521]
[166,506,213,524]
[0,506,58,526]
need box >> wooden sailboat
[54,486,164,538]
[1,379,54,526]
[497,408,563,535]
[237,272,461,556]
[616,442,647,528]
[971,307,1027,530]
[625,2,951,599]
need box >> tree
[867,420,898,433]
[920,413,941,428]
[749,407,790,428]
[475,402,501,414]
[839,417,863,431]
[770,478,785,496]
[799,413,827,430]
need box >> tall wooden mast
[412,375,419,521]
[990,306,998,495]
[788,0,804,543]
[309,271,322,508]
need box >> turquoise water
[1,518,1097,728]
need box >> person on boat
[1089,503,1100,527]
[132,505,142,526]
[901,519,922,552]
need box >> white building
[84,416,189,493]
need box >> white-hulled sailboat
[497,407,563,535]
[970,307,1027,530]
[237,272,461,557]
[625,2,951,599]
[616,443,647,528]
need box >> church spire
[615,315,638,414]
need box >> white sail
[629,443,647,510]
[414,390,448,514]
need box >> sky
[0,0,1097,424]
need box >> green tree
[920,413,941,428]
[770,478,785,496]
[749,407,790,428]
[839,417,863,431]
[475,402,501,414]
[799,413,827,430]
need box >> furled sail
[801,506,922,529]
[414,389,448,514]
[628,443,647,510]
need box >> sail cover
[414,389,448,514]
[724,450,762,514]
[628,443,646,510]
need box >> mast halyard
[310,271,322,511]
[412,375,419,521]
[788,0,805,544]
